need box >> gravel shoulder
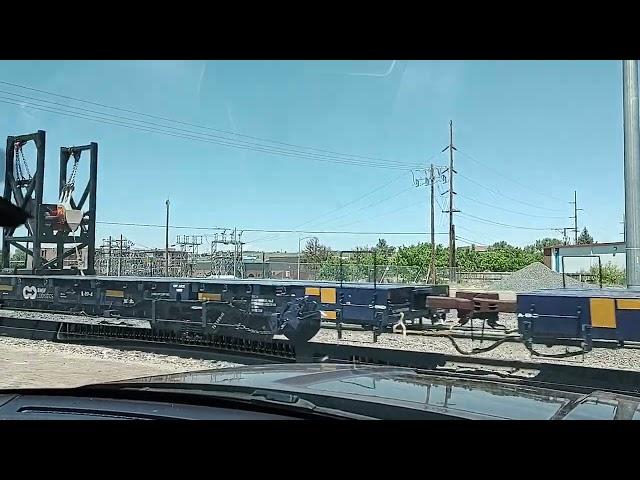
[313,312,640,372]
[0,337,238,389]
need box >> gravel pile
[491,262,595,292]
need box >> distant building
[26,246,89,270]
[543,242,625,273]
[189,251,304,279]
[458,244,489,252]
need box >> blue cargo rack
[517,287,640,345]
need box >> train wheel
[283,315,321,343]
[281,299,321,343]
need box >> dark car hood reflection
[110,363,640,420]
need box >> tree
[590,263,625,286]
[301,238,333,264]
[11,250,26,263]
[373,238,395,263]
[577,227,594,245]
[524,237,563,253]
[489,241,510,250]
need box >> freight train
[0,273,450,344]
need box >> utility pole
[442,120,459,282]
[412,163,446,283]
[569,190,582,244]
[233,228,237,278]
[623,60,640,288]
[621,214,626,241]
[165,198,170,277]
[429,164,436,284]
[107,235,112,275]
[118,234,123,276]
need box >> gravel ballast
[0,336,238,389]
[312,311,640,372]
[491,262,595,292]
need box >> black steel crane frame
[2,131,98,275]
[2,130,46,272]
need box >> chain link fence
[92,253,513,286]
[247,262,512,285]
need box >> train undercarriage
[0,274,449,345]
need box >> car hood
[108,364,640,420]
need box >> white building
[543,242,625,274]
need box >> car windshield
[1,60,639,419]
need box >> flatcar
[517,287,640,346]
[0,274,449,343]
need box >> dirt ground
[0,337,236,389]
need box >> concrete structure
[544,242,626,274]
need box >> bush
[589,263,625,286]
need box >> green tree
[373,238,395,263]
[590,263,625,286]
[313,237,550,282]
[524,237,564,253]
[577,227,594,245]
[301,238,334,264]
[11,250,26,263]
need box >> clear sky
[0,60,627,253]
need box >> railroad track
[4,308,640,395]
[49,323,640,395]
[320,321,640,350]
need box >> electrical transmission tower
[95,235,134,275]
[176,234,203,277]
[441,121,459,282]
[209,228,244,278]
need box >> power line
[0,96,418,171]
[455,235,487,246]
[458,212,559,231]
[457,148,565,203]
[456,172,565,213]
[435,184,447,229]
[254,184,415,246]
[315,186,414,228]
[245,186,417,245]
[96,220,449,236]
[331,197,426,231]
[246,171,410,245]
[456,192,568,219]
[455,223,489,241]
[0,81,422,169]
[255,149,446,245]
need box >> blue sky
[0,60,626,252]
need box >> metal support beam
[58,142,98,275]
[2,130,46,272]
[623,61,640,288]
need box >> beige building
[23,246,89,270]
